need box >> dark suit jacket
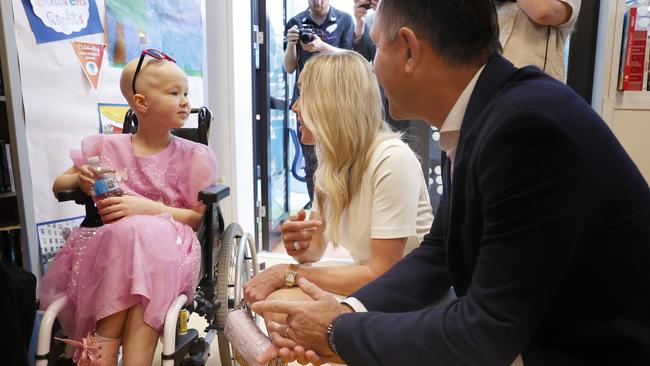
[334,54,650,366]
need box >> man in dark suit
[253,1,650,365]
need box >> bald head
[119,57,186,107]
[119,58,139,104]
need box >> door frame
[253,0,291,251]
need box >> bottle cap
[86,156,100,165]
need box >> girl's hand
[96,195,161,223]
[281,209,323,256]
[78,164,95,197]
[243,264,290,304]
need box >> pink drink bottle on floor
[87,156,123,201]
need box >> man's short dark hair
[376,0,501,65]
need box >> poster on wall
[72,41,106,90]
[21,0,104,44]
[105,0,203,76]
[37,216,84,272]
[98,103,130,133]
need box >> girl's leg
[96,309,128,338]
[122,304,159,365]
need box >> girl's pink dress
[38,134,218,339]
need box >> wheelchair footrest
[188,337,211,366]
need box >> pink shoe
[55,333,121,366]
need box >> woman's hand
[282,209,323,256]
[96,195,161,223]
[78,164,95,197]
[244,264,290,304]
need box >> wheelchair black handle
[198,184,230,205]
[56,188,91,205]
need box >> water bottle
[86,156,123,201]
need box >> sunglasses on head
[131,49,176,94]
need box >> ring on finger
[285,326,291,338]
[293,241,301,251]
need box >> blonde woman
[244,50,432,307]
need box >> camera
[298,24,325,44]
[359,3,372,9]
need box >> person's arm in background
[517,0,575,26]
[284,22,300,74]
[352,0,377,62]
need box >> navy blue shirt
[285,6,354,105]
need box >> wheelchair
[35,107,259,366]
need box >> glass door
[255,0,290,251]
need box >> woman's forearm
[296,237,406,295]
[296,263,384,296]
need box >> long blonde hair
[299,50,399,244]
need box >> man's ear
[398,27,421,75]
[133,94,148,114]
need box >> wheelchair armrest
[56,188,90,205]
[198,184,230,205]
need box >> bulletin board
[11,0,206,271]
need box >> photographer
[284,0,354,208]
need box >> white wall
[205,1,255,235]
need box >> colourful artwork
[98,103,130,134]
[105,0,203,76]
[21,0,103,44]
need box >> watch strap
[326,315,343,356]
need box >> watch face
[288,273,296,282]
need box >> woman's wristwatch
[284,263,299,287]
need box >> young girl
[38,52,217,366]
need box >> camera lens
[299,31,314,44]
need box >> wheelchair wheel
[215,223,258,366]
